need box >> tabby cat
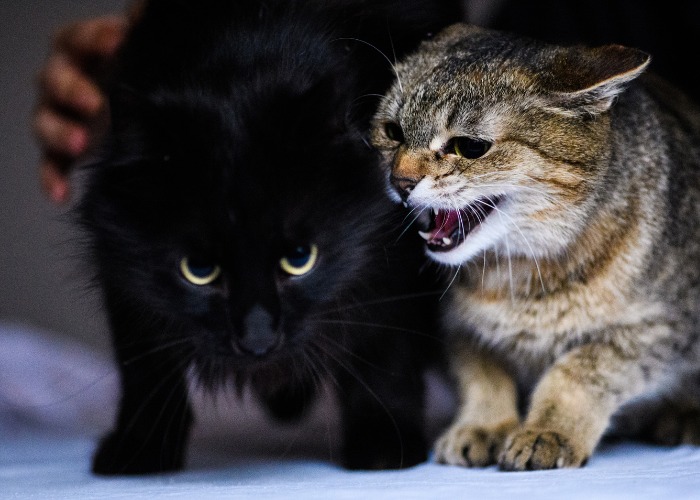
[78,0,461,475]
[372,23,700,470]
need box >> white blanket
[2,322,699,498]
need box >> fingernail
[69,129,88,155]
[51,181,69,204]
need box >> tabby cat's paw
[434,419,518,467]
[498,428,588,471]
[645,408,700,446]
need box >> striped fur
[372,24,700,470]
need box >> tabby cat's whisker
[396,204,429,242]
[441,265,461,301]
[476,198,546,295]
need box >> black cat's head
[78,0,400,385]
[78,0,460,386]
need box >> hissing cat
[372,23,700,470]
[78,0,461,475]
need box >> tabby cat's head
[372,24,650,266]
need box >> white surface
[2,323,700,499]
[3,434,700,499]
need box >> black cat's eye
[384,122,405,143]
[180,257,221,286]
[446,137,492,159]
[280,244,318,276]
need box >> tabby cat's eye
[280,244,318,276]
[384,122,405,143]
[180,257,221,286]
[447,137,492,159]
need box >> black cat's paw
[92,431,186,476]
[643,407,700,446]
[341,432,428,470]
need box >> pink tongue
[432,209,459,239]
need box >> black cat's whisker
[309,290,442,319]
[300,350,324,394]
[310,319,444,344]
[107,354,193,472]
[317,335,399,375]
[352,93,386,104]
[334,37,403,94]
[313,342,406,466]
[308,344,341,392]
[1,365,118,412]
[120,337,193,367]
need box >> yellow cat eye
[450,137,492,159]
[384,122,405,143]
[280,244,318,276]
[180,257,221,286]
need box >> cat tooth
[418,231,432,241]
[442,237,452,245]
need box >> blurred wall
[0,1,127,350]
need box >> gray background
[0,1,127,350]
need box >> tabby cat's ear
[541,45,651,117]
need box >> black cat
[78,0,461,475]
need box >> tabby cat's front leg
[500,335,664,471]
[435,341,519,467]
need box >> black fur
[78,0,460,475]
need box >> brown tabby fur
[372,24,700,470]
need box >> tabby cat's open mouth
[416,196,502,252]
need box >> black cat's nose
[237,305,281,357]
[391,175,417,201]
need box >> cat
[77,0,462,475]
[371,23,700,470]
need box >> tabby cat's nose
[391,175,417,201]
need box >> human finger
[38,54,105,119]
[40,157,71,204]
[33,107,89,158]
[54,16,128,64]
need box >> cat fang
[416,196,503,252]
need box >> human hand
[34,16,128,204]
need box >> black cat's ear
[541,45,651,117]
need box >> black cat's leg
[93,293,193,475]
[336,342,427,470]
